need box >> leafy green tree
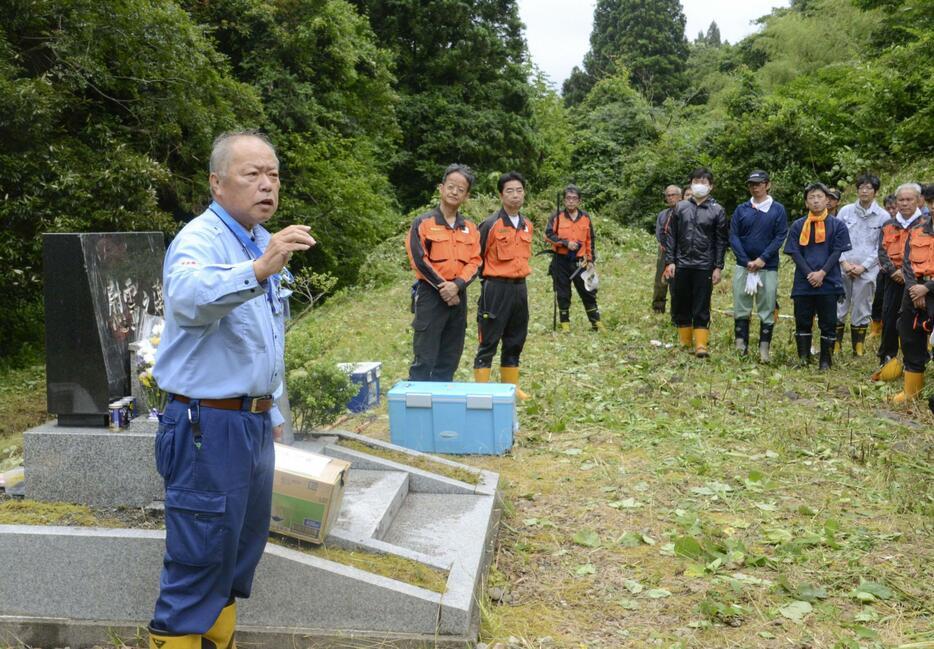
[0,0,259,357]
[568,69,658,215]
[565,0,689,105]
[348,0,541,206]
[180,0,401,286]
[705,21,722,47]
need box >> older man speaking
[149,131,315,648]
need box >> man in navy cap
[728,170,788,362]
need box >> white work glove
[745,271,762,296]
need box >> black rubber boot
[819,336,834,370]
[759,322,774,363]
[796,333,812,366]
[734,318,750,355]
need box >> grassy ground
[1,220,931,648]
[303,220,933,649]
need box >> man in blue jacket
[729,170,789,362]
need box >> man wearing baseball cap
[728,170,789,362]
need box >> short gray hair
[895,182,922,198]
[209,130,277,177]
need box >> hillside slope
[294,223,933,648]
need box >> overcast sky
[518,0,791,87]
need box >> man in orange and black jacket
[473,171,533,399]
[872,183,925,382]
[405,164,482,381]
[545,184,601,331]
[894,196,934,403]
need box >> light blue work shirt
[153,202,287,426]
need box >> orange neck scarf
[800,210,828,246]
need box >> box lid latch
[466,394,493,410]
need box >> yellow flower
[140,372,154,388]
[149,336,160,347]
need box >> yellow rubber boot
[559,322,571,333]
[868,320,882,338]
[892,371,924,404]
[677,327,693,349]
[474,367,491,383]
[693,328,710,358]
[148,628,201,649]
[871,357,902,382]
[499,366,530,400]
[203,599,237,649]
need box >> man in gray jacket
[836,174,888,356]
[652,185,682,313]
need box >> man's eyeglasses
[443,184,469,195]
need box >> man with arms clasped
[149,131,316,648]
[406,164,482,381]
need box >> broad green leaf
[673,536,707,561]
[619,597,640,610]
[764,528,793,544]
[852,580,893,601]
[573,530,600,547]
[645,588,672,599]
[778,600,812,622]
[575,563,596,576]
[623,579,644,594]
[618,532,643,547]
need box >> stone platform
[4,427,501,648]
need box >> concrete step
[331,469,409,541]
[381,493,491,567]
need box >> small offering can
[124,396,137,420]
[108,402,123,431]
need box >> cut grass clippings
[296,220,933,648]
[335,437,482,485]
[269,534,449,594]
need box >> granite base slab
[0,616,477,649]
[12,428,501,644]
[24,418,161,507]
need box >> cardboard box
[336,361,381,412]
[387,381,517,455]
[270,443,350,544]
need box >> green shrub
[285,328,358,435]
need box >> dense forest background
[1,0,932,362]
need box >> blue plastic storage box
[387,381,517,455]
[337,362,381,413]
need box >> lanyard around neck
[208,201,292,314]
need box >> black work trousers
[793,294,838,340]
[879,273,905,361]
[898,291,934,373]
[474,278,529,368]
[871,275,884,321]
[652,246,669,312]
[671,267,713,328]
[551,255,599,322]
[409,280,467,382]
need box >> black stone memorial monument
[43,232,165,426]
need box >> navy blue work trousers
[150,396,275,635]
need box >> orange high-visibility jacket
[878,217,923,274]
[478,210,533,279]
[545,209,595,261]
[406,208,481,288]
[905,223,934,280]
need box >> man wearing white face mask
[663,167,728,357]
